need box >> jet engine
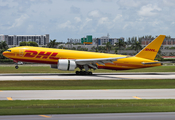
[50,59,76,71]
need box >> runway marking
[133,96,142,99]
[39,115,51,118]
[7,97,13,100]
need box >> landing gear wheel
[88,72,92,75]
[75,71,93,75]
[83,71,86,75]
[76,71,80,75]
[15,66,19,69]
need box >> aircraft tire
[83,71,86,75]
[76,71,93,75]
[76,71,80,75]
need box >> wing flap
[75,57,127,65]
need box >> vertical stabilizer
[135,35,166,60]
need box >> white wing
[75,56,127,69]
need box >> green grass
[0,79,175,90]
[0,99,175,115]
[0,65,175,73]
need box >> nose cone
[2,51,7,57]
[2,50,15,58]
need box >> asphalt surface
[0,72,175,80]
[1,113,175,120]
[1,89,175,100]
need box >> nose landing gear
[14,61,23,69]
[15,65,19,69]
[15,62,19,69]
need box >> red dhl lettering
[144,48,157,52]
[36,51,52,59]
[24,50,38,57]
[24,50,60,60]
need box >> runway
[0,72,175,80]
[0,113,175,120]
[1,89,175,100]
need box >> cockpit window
[5,50,11,52]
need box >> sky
[0,0,175,42]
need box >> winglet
[135,35,166,60]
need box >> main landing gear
[76,71,92,75]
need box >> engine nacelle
[50,59,76,71]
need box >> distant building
[141,36,175,48]
[67,34,124,45]
[93,34,124,45]
[0,34,49,47]
[67,38,81,44]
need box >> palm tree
[131,37,142,53]
[47,39,58,48]
[115,39,126,54]
[105,42,112,53]
[0,41,8,50]
[0,41,9,59]
[156,46,163,60]
[90,46,96,52]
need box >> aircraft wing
[141,62,161,65]
[75,56,127,69]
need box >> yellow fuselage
[3,46,161,70]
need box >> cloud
[113,14,122,22]
[70,6,80,14]
[163,0,175,6]
[88,10,101,18]
[98,17,108,25]
[1,0,175,41]
[59,20,74,29]
[138,4,161,16]
[123,24,128,30]
[117,0,141,8]
[79,18,92,30]
[74,17,81,23]
[8,14,29,29]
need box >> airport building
[0,34,49,47]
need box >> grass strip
[0,66,175,73]
[0,79,175,90]
[0,99,175,115]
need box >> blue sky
[0,0,175,42]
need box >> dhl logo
[143,48,157,52]
[24,50,59,60]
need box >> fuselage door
[19,49,24,57]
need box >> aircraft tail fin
[135,35,166,60]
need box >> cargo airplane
[3,35,165,75]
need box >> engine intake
[50,59,76,71]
